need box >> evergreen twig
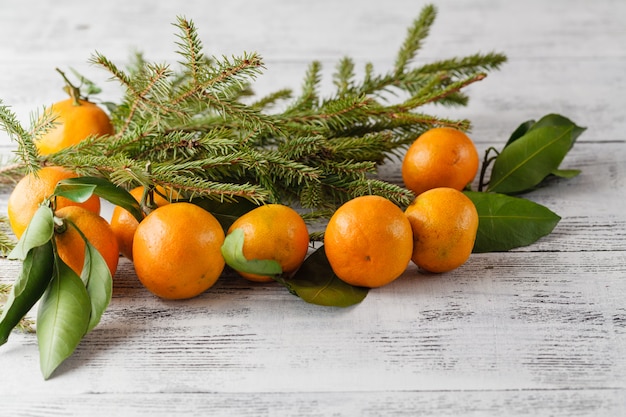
[1,4,507,216]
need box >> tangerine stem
[55,68,82,106]
[478,147,499,192]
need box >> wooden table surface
[1,1,625,416]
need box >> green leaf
[37,256,91,380]
[55,177,143,222]
[53,182,97,203]
[8,206,54,261]
[281,245,368,307]
[551,168,581,179]
[505,119,535,146]
[221,228,283,276]
[527,113,586,144]
[505,114,585,148]
[465,191,561,253]
[487,124,579,194]
[0,241,54,345]
[82,240,113,333]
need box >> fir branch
[277,136,324,160]
[0,100,41,176]
[397,72,488,110]
[0,161,27,185]
[287,60,323,113]
[250,88,292,111]
[411,51,508,79]
[0,216,16,256]
[11,5,506,218]
[280,94,374,136]
[155,174,271,204]
[333,57,356,96]
[394,4,436,76]
[173,16,205,84]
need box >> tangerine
[7,166,101,239]
[405,187,479,273]
[132,202,225,299]
[401,127,479,196]
[226,204,310,282]
[109,186,177,261]
[54,206,120,277]
[324,195,413,288]
[35,98,114,156]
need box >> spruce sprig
[0,101,49,177]
[0,216,15,256]
[3,4,507,217]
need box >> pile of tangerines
[6,96,480,300]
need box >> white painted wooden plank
[0,0,622,62]
[3,389,626,417]
[1,251,625,394]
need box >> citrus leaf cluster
[0,181,138,379]
[467,114,585,253]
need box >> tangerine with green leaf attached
[7,166,101,239]
[226,204,310,282]
[402,127,479,196]
[324,195,413,288]
[54,205,120,278]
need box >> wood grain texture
[1,0,625,416]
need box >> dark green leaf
[55,177,143,222]
[221,228,283,276]
[505,114,585,148]
[527,113,586,145]
[8,206,54,261]
[505,119,535,146]
[37,256,91,380]
[82,240,113,333]
[0,241,54,345]
[281,245,368,307]
[487,124,578,194]
[465,191,561,253]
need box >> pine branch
[3,6,507,217]
[0,101,42,176]
[287,60,323,113]
[250,88,292,111]
[173,16,205,84]
[0,216,16,256]
[333,57,356,96]
[394,4,436,76]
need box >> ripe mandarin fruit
[324,195,413,288]
[7,166,101,239]
[227,204,310,282]
[405,187,479,273]
[132,202,225,300]
[110,186,177,261]
[401,127,479,196]
[54,206,120,277]
[35,98,114,156]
